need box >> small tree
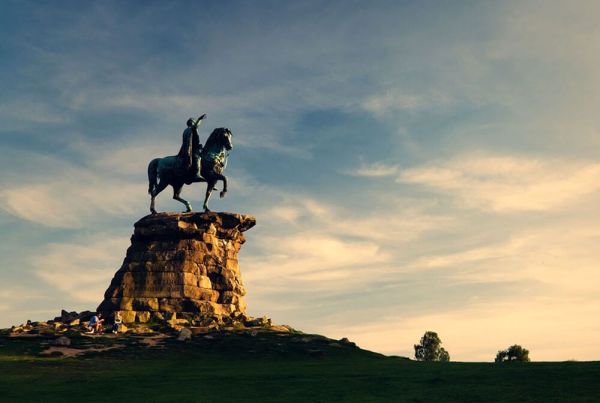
[495,344,530,362]
[414,331,450,362]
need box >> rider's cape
[177,128,193,169]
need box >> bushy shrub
[495,345,530,362]
[414,331,450,362]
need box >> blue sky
[2,0,600,361]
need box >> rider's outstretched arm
[194,113,207,127]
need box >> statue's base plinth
[97,212,256,324]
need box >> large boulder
[55,310,78,323]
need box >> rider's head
[186,118,196,128]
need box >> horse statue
[147,127,233,214]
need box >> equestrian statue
[147,114,233,213]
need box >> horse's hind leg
[150,180,169,214]
[173,184,192,212]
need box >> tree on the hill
[495,345,530,362]
[414,331,450,362]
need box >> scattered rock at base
[177,328,192,342]
[56,310,78,323]
[54,310,95,324]
[190,326,214,335]
[245,316,271,327]
[53,336,71,346]
[269,325,291,333]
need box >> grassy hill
[1,330,599,402]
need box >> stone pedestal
[97,212,255,324]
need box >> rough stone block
[137,311,151,323]
[132,298,159,311]
[121,311,136,323]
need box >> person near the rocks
[177,114,206,183]
[88,313,104,333]
[111,312,122,334]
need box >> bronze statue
[147,115,233,213]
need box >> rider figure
[177,114,206,184]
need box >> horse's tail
[148,158,160,195]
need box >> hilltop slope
[1,329,599,403]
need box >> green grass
[1,331,599,402]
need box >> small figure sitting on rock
[88,313,104,334]
[112,312,122,334]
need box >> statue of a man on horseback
[148,114,233,214]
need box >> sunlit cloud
[242,193,454,324]
[0,287,68,325]
[344,161,399,177]
[0,149,147,228]
[90,139,175,176]
[31,236,129,303]
[270,206,302,223]
[0,289,43,310]
[245,233,389,283]
[361,89,453,117]
[0,177,142,228]
[398,154,600,212]
[410,222,600,292]
[255,194,451,244]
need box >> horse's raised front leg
[203,179,217,212]
[193,176,219,192]
[173,184,192,212]
[215,173,228,198]
[150,180,169,214]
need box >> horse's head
[219,127,233,151]
[204,127,233,155]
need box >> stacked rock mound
[97,212,256,324]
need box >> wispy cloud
[0,287,69,325]
[0,173,142,228]
[410,221,600,291]
[344,161,399,177]
[88,138,175,176]
[245,233,389,284]
[361,90,453,117]
[0,98,69,130]
[31,236,129,303]
[398,154,600,212]
[253,193,451,244]
[241,191,453,322]
[0,289,44,309]
[0,145,151,228]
